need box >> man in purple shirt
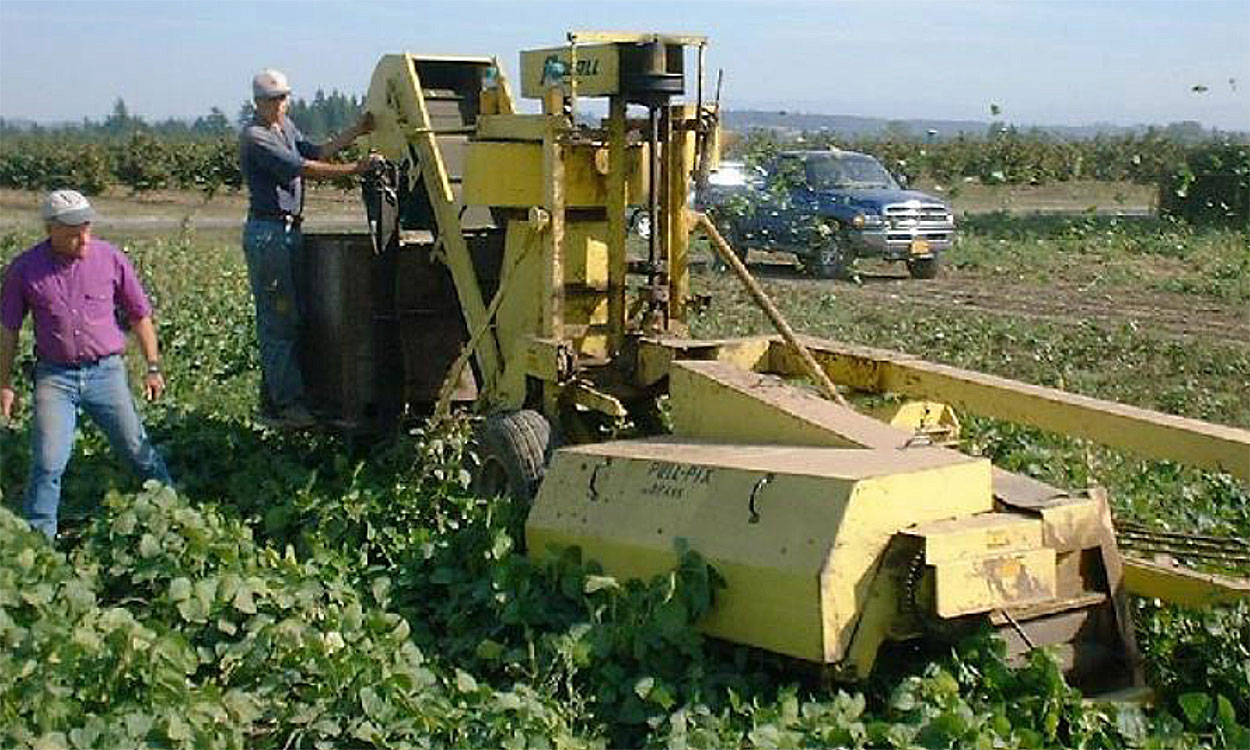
[240,68,379,428]
[0,189,172,540]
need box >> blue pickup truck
[707,149,956,279]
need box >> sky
[1,0,1248,131]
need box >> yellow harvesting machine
[294,31,1249,695]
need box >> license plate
[910,239,930,255]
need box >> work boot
[258,402,317,430]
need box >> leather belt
[249,213,303,228]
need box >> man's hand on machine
[354,152,386,175]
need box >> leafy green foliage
[730,127,1221,188]
[0,90,365,198]
[0,135,243,197]
[1159,143,1250,228]
[0,488,585,749]
[2,194,1249,746]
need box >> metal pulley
[619,40,684,105]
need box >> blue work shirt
[239,116,320,218]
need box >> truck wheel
[471,409,554,503]
[907,255,941,279]
[808,240,848,279]
[711,223,746,271]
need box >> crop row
[3,216,1250,746]
[0,134,242,197]
[3,129,1246,199]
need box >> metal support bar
[399,55,503,395]
[694,212,848,406]
[771,336,1250,481]
[606,96,628,355]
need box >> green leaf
[232,584,256,614]
[475,638,504,661]
[1178,692,1212,727]
[168,577,191,602]
[31,733,69,750]
[165,714,191,742]
[359,686,386,721]
[455,669,478,693]
[634,677,655,700]
[1215,694,1244,735]
[123,712,154,739]
[138,533,160,558]
[583,574,619,594]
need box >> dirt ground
[0,180,1155,231]
[3,184,1239,350]
[0,187,365,233]
[923,179,1156,215]
[744,262,1250,349]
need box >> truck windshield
[805,154,898,190]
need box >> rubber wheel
[471,410,553,503]
[711,222,746,272]
[907,255,940,279]
[807,238,848,279]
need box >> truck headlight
[852,213,884,228]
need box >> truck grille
[884,203,950,223]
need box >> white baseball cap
[252,68,291,100]
[41,189,95,226]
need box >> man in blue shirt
[239,68,380,428]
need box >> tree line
[1,98,1245,227]
[0,92,365,198]
[0,90,363,143]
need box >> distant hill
[722,110,1248,142]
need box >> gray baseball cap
[252,68,291,100]
[41,189,96,226]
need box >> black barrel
[297,232,404,433]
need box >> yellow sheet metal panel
[1122,557,1250,607]
[520,43,622,98]
[820,458,995,661]
[669,361,914,449]
[528,443,850,659]
[1038,497,1108,553]
[869,400,960,442]
[635,336,772,387]
[365,54,423,162]
[496,221,545,409]
[463,141,646,208]
[882,354,1250,481]
[526,439,992,663]
[932,549,1057,618]
[907,513,1045,564]
[777,336,1250,481]
[476,114,549,141]
[567,31,708,46]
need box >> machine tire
[710,221,746,272]
[471,409,554,504]
[907,254,941,279]
[807,237,849,279]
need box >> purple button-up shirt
[1,238,153,365]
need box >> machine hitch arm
[695,211,849,407]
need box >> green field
[1,189,1248,748]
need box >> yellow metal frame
[356,34,1245,691]
[640,334,1250,481]
[364,54,505,400]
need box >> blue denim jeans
[24,355,172,539]
[242,219,305,412]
